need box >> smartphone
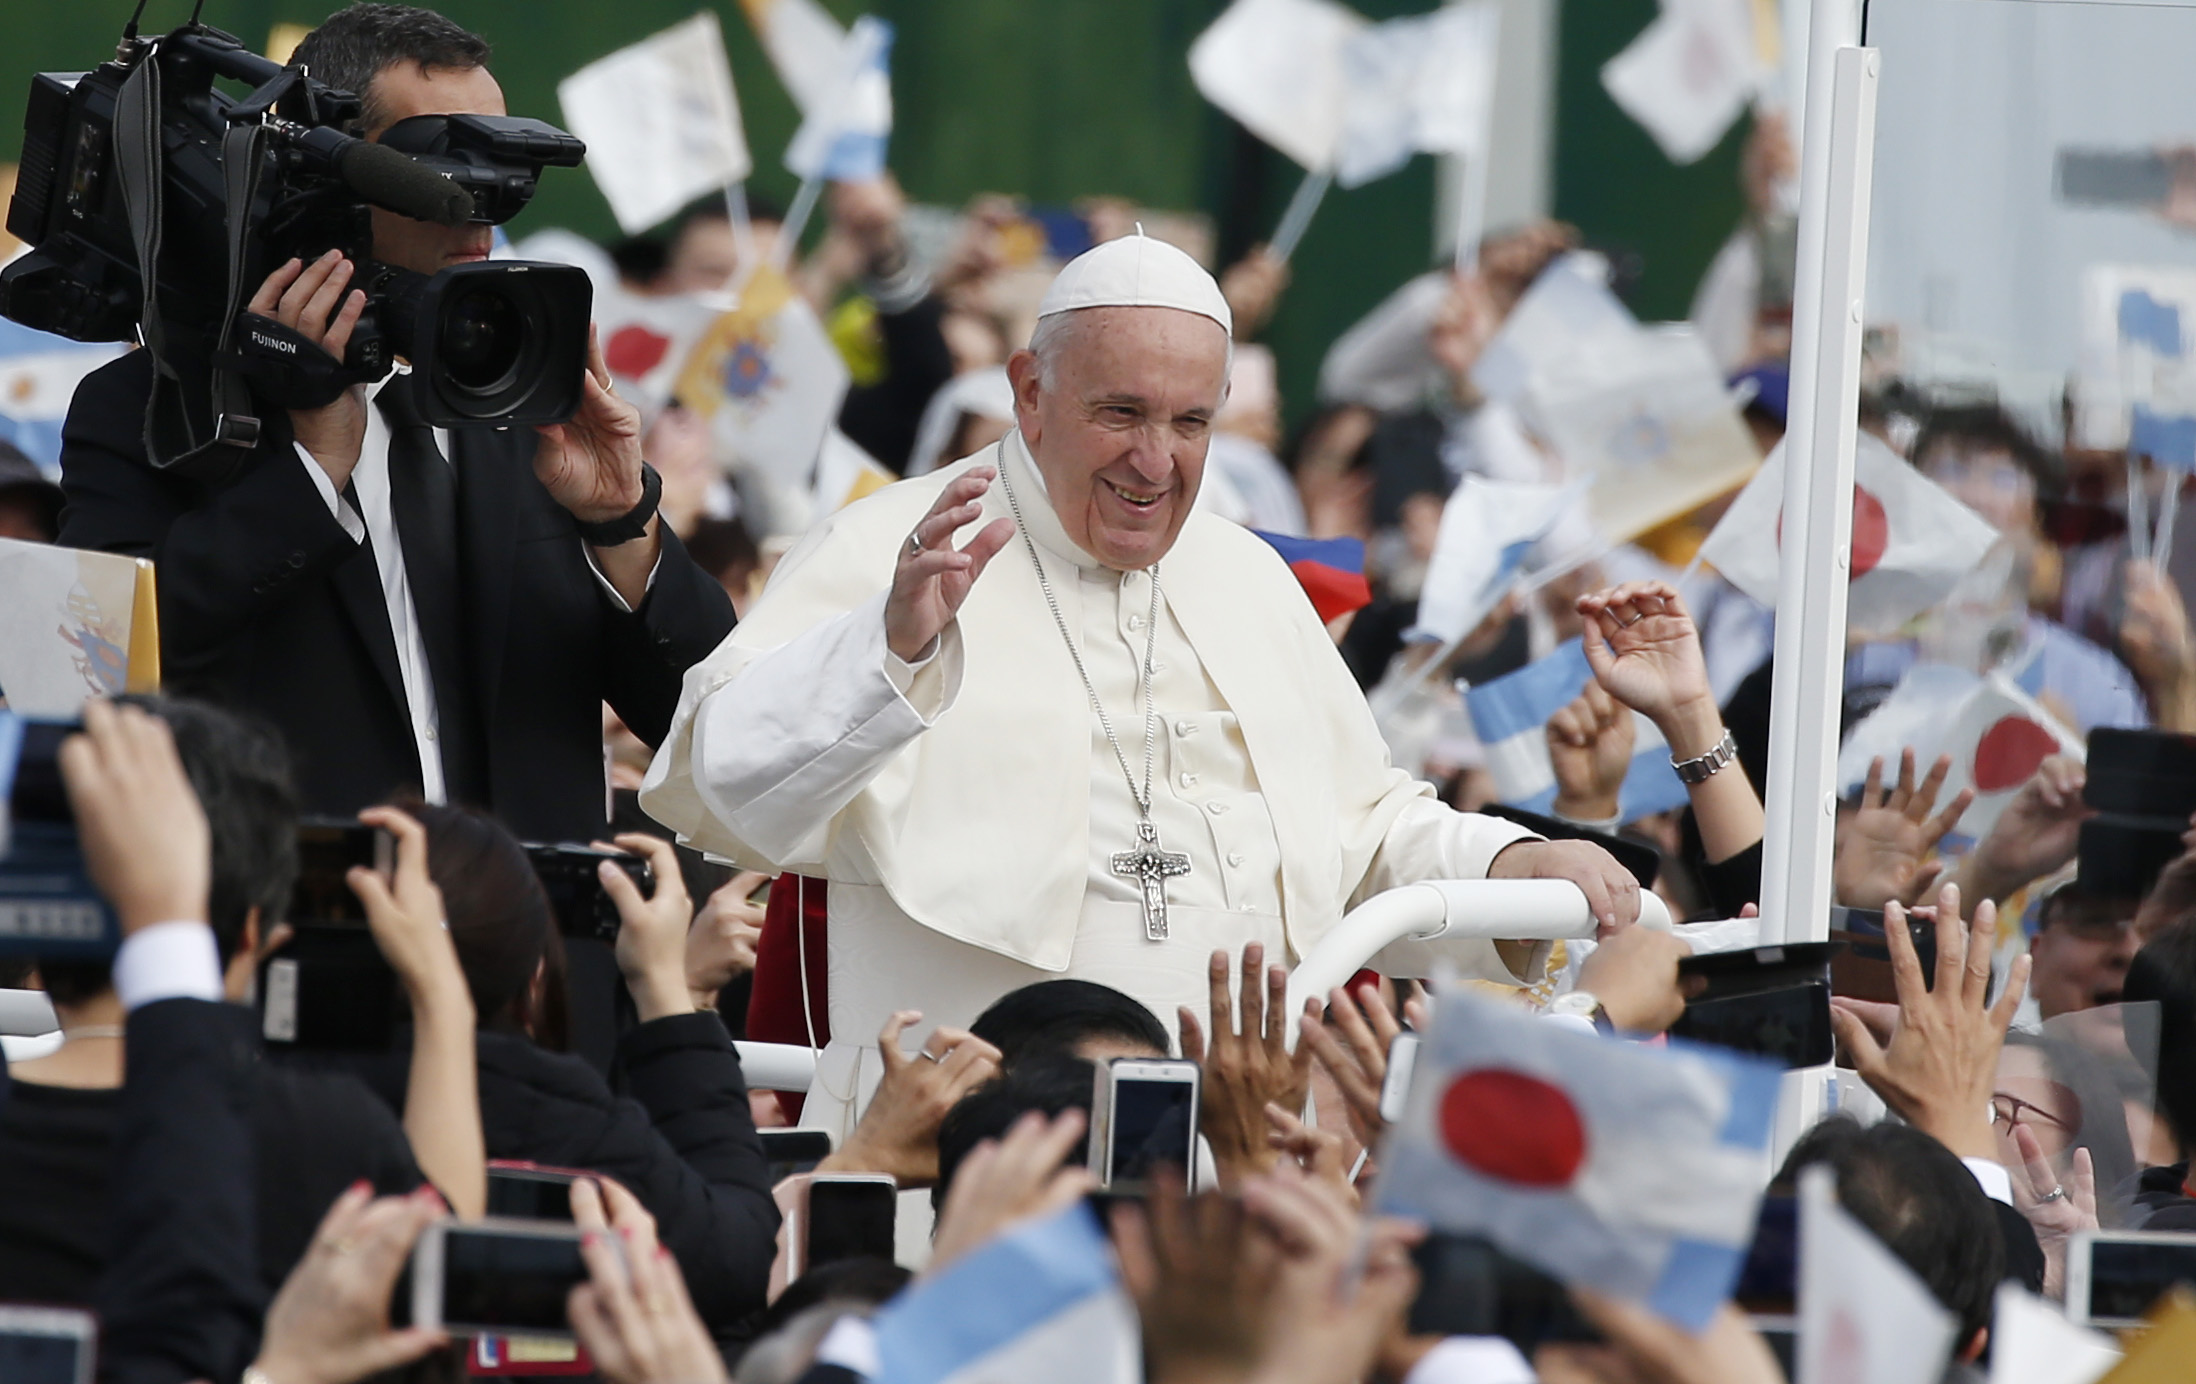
[2056,149,2173,209]
[1092,1058,1200,1194]
[525,844,651,945]
[409,1218,590,1340]
[257,924,401,1051]
[1379,1031,1422,1125]
[1670,943,1840,1069]
[1406,1233,1598,1350]
[0,1305,95,1384]
[1829,907,1939,1002]
[760,1129,834,1184]
[291,818,396,924]
[788,1175,898,1280]
[0,716,117,961]
[2067,1229,2196,1329]
[485,1164,585,1222]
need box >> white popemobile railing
[728,878,1674,1095]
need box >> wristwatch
[1670,728,1739,785]
[574,462,662,547]
[1548,990,1615,1035]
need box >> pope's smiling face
[1008,305,1230,571]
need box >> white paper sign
[558,12,753,235]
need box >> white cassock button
[1128,613,1145,630]
[1175,719,1196,737]
[1227,851,1244,867]
[1179,771,1198,788]
[1208,801,1230,816]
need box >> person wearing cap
[643,233,1639,1136]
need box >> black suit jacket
[59,350,736,841]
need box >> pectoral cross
[1112,819,1192,942]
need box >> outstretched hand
[1577,581,1715,730]
[1179,945,1317,1188]
[886,468,1016,662]
[1833,750,1973,910]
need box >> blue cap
[1729,364,1790,425]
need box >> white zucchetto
[1036,230,1233,337]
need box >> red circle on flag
[605,325,671,380]
[1974,716,2058,793]
[1773,486,1889,580]
[1438,1069,1587,1187]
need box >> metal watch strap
[574,462,662,546]
[1670,728,1738,785]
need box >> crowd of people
[7,3,2196,1382]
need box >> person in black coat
[57,5,736,846]
[329,801,780,1340]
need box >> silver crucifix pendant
[1112,819,1192,942]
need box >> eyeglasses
[1991,1092,2075,1135]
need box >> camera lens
[439,286,524,392]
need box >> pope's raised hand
[885,468,1016,663]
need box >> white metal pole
[1760,7,1878,1159]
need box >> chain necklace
[995,448,1191,941]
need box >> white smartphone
[409,1217,591,1340]
[1379,1031,1422,1125]
[1093,1057,1200,1193]
[2067,1228,2196,1329]
[784,1173,898,1281]
[0,1305,96,1384]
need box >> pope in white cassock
[641,233,1641,1135]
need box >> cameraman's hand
[598,833,696,1024]
[249,251,369,490]
[535,328,652,543]
[59,700,210,935]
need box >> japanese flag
[1698,433,1999,635]
[1838,668,2083,839]
[1796,1166,1958,1384]
[592,283,727,418]
[1372,988,1781,1330]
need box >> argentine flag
[0,316,127,471]
[1463,638,1691,824]
[1373,987,1780,1330]
[784,17,894,183]
[862,1202,1137,1384]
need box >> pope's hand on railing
[1487,839,1642,937]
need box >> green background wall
[8,0,1746,426]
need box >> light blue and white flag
[784,16,894,183]
[1463,639,1693,823]
[1409,474,1584,645]
[0,317,126,472]
[868,1202,1138,1384]
[1372,987,1781,1331]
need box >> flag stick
[2129,455,2153,564]
[1452,146,1492,274]
[2156,473,2183,575]
[723,179,756,265]
[1269,167,1333,265]
[773,173,827,272]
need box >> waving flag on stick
[1252,531,1372,623]
[1698,434,1999,635]
[673,265,848,491]
[1374,986,1780,1330]
[556,12,752,236]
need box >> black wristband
[575,463,661,547]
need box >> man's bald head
[1007,304,1230,571]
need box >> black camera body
[0,19,592,458]
[0,715,119,960]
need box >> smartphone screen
[2057,150,2173,208]
[439,1224,590,1335]
[1108,1073,1198,1188]
[2078,1233,2196,1327]
[761,1129,834,1184]
[1379,1032,1422,1125]
[484,1168,578,1222]
[805,1179,898,1272]
[0,1306,95,1384]
[1667,983,1833,1069]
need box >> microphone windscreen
[336,141,475,228]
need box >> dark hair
[1772,1116,2005,1348]
[932,1055,1095,1211]
[750,1257,910,1342]
[607,235,669,287]
[38,696,299,1006]
[683,515,761,587]
[969,980,1171,1067]
[1910,403,2064,498]
[2126,920,2196,1148]
[405,800,569,1051]
[293,3,492,134]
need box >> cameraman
[57,3,736,843]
